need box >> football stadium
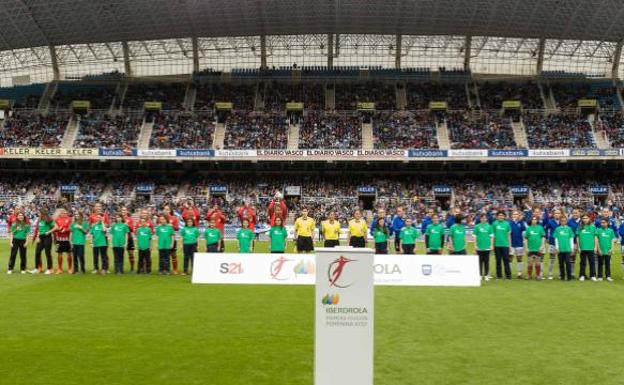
[4,0,624,384]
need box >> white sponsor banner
[137,149,176,157]
[192,253,480,287]
[315,247,374,385]
[0,147,98,157]
[214,149,258,157]
[528,149,571,157]
[448,149,488,157]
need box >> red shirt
[268,200,288,226]
[55,215,72,241]
[206,209,226,234]
[89,212,111,226]
[124,215,135,233]
[168,215,180,231]
[182,207,200,225]
[237,206,257,230]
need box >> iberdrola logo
[293,260,315,275]
[321,294,340,305]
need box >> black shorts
[402,244,415,255]
[126,237,135,251]
[427,249,441,255]
[451,250,466,255]
[324,239,340,248]
[349,236,366,248]
[297,236,314,252]
[375,242,388,254]
[207,243,219,253]
[56,241,71,254]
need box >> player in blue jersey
[542,208,561,280]
[509,210,527,279]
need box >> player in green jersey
[596,218,616,281]
[524,215,545,280]
[576,214,597,281]
[474,214,494,280]
[553,216,574,281]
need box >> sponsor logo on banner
[510,186,529,195]
[328,256,357,288]
[357,186,376,195]
[373,263,402,274]
[570,149,603,156]
[99,148,136,156]
[219,262,244,274]
[60,184,79,193]
[433,185,452,195]
[294,259,315,275]
[448,149,488,157]
[408,149,448,157]
[176,149,215,157]
[209,185,228,194]
[422,264,433,276]
[270,256,294,280]
[305,149,356,157]
[590,186,609,195]
[321,294,340,305]
[602,149,620,156]
[215,149,258,157]
[256,149,305,158]
[137,149,176,157]
[0,147,98,157]
[488,149,528,157]
[528,149,570,157]
[355,149,406,157]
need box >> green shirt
[180,226,200,245]
[493,220,511,247]
[204,228,221,246]
[373,228,388,243]
[474,223,494,251]
[596,227,616,254]
[425,223,444,250]
[577,224,597,251]
[237,228,254,253]
[269,226,288,252]
[525,224,545,252]
[70,222,88,246]
[38,220,54,236]
[136,226,153,250]
[399,227,419,245]
[11,223,30,240]
[89,222,108,247]
[553,226,573,253]
[156,224,175,250]
[449,223,466,251]
[111,223,130,248]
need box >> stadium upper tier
[0,77,622,151]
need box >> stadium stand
[223,112,288,149]
[477,81,543,110]
[75,113,141,148]
[50,82,116,109]
[406,82,469,110]
[447,112,517,149]
[262,81,324,110]
[0,112,68,148]
[195,83,256,111]
[299,112,362,149]
[524,114,595,148]
[372,111,439,149]
[149,111,215,149]
[334,81,395,110]
[123,82,185,110]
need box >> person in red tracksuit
[50,208,73,274]
[181,199,201,225]
[120,206,136,272]
[268,195,288,226]
[206,204,226,252]
[237,201,257,235]
[163,205,180,274]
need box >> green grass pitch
[2,239,624,385]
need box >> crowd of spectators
[406,82,469,110]
[195,83,256,111]
[597,112,624,147]
[447,112,517,149]
[150,112,215,149]
[50,84,116,110]
[0,113,68,148]
[334,82,395,110]
[299,112,362,149]
[75,113,141,148]
[263,81,324,110]
[550,83,591,109]
[478,81,543,110]
[524,114,595,149]
[123,83,186,110]
[223,112,288,149]
[373,112,439,149]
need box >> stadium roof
[2,0,624,51]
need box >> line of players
[5,196,623,281]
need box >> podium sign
[314,247,374,385]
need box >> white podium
[314,247,375,385]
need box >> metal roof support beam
[327,34,334,69]
[536,38,546,75]
[395,34,402,69]
[49,45,59,81]
[192,37,199,73]
[463,36,472,71]
[613,40,623,80]
[122,41,133,77]
[260,35,267,70]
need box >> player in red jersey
[181,199,200,225]
[88,202,111,226]
[163,205,180,274]
[120,206,136,272]
[206,203,226,252]
[50,208,73,274]
[268,193,288,226]
[237,201,257,234]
